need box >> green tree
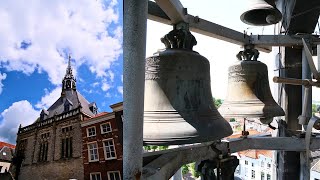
[229,118,236,122]
[143,145,169,152]
[312,104,318,115]
[181,162,200,178]
[213,98,223,108]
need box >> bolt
[194,16,200,23]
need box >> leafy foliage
[213,98,223,108]
[143,145,169,152]
[312,104,318,115]
[181,162,201,178]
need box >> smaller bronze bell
[219,48,285,124]
[240,0,282,26]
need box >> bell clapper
[241,118,250,138]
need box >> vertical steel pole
[299,42,312,180]
[318,44,320,70]
[123,0,148,179]
[276,47,302,180]
[300,45,312,127]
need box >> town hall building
[13,57,99,180]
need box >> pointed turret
[62,55,76,95]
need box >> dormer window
[89,102,98,115]
[40,109,49,121]
[64,99,73,112]
[64,104,70,112]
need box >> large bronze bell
[143,23,232,145]
[240,0,282,26]
[219,48,285,124]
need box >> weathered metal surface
[249,35,320,47]
[147,1,251,47]
[143,135,320,179]
[302,38,320,80]
[148,1,320,50]
[144,48,232,145]
[154,0,187,24]
[123,0,148,179]
[318,45,320,70]
[284,0,320,34]
[241,0,282,26]
[276,47,302,180]
[219,49,284,124]
[273,77,320,87]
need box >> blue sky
[0,0,123,143]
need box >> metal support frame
[124,0,320,179]
[123,0,148,179]
[143,135,320,179]
[147,1,320,52]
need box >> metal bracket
[305,116,320,165]
[143,134,320,179]
[302,38,320,80]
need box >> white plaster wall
[0,161,10,173]
[310,170,320,180]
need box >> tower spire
[68,54,71,68]
[61,54,76,94]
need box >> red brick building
[81,102,123,180]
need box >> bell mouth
[240,8,282,26]
[143,110,233,145]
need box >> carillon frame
[124,0,320,179]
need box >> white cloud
[108,70,115,82]
[105,92,112,98]
[0,72,7,95]
[101,82,111,91]
[0,100,39,144]
[117,86,123,95]
[35,87,61,109]
[0,0,122,85]
[91,82,100,87]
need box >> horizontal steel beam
[154,0,187,24]
[143,135,320,179]
[148,1,320,51]
[250,35,320,47]
[147,1,251,46]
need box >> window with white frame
[261,161,264,167]
[90,172,101,180]
[101,122,112,134]
[88,142,99,162]
[87,126,96,137]
[108,171,121,180]
[245,160,248,165]
[103,139,116,160]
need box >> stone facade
[81,102,123,180]
[15,109,89,180]
[13,57,97,180]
